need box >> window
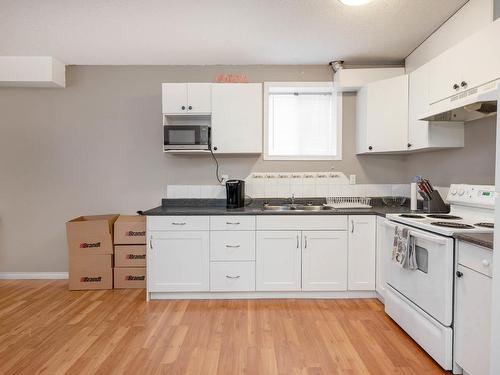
[264,82,342,160]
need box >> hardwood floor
[0,280,448,375]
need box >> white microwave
[163,125,211,151]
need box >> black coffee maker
[226,180,245,209]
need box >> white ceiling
[0,0,468,65]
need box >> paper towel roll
[411,183,418,211]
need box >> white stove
[383,184,495,372]
[386,184,495,236]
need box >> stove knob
[450,190,457,196]
[458,189,465,196]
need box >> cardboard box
[113,215,146,245]
[113,267,146,289]
[69,254,113,290]
[66,214,119,256]
[114,245,146,267]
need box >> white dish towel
[392,226,418,270]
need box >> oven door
[384,221,454,326]
[164,125,210,150]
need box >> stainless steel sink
[262,204,334,212]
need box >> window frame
[263,82,343,161]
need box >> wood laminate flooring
[0,280,448,374]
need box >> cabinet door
[187,83,212,113]
[408,63,430,150]
[162,83,188,114]
[348,216,376,291]
[357,75,408,154]
[256,231,301,291]
[376,217,392,298]
[459,19,500,92]
[148,231,209,292]
[455,264,491,375]
[302,231,347,291]
[428,46,462,104]
[211,83,262,153]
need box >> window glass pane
[268,91,338,158]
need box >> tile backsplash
[167,172,411,199]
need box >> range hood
[420,80,499,122]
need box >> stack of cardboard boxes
[113,215,146,289]
[66,215,119,290]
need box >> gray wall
[0,65,410,272]
[0,65,496,272]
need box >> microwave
[164,125,211,151]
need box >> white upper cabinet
[162,83,212,114]
[348,215,376,291]
[356,75,409,154]
[211,83,262,154]
[302,231,347,291]
[428,19,500,104]
[408,63,464,151]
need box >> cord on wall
[209,147,224,184]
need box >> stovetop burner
[430,222,475,229]
[427,214,462,220]
[399,214,425,219]
[474,222,494,228]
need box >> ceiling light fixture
[339,0,372,6]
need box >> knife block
[422,190,449,213]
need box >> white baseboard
[0,272,68,280]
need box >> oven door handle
[384,220,448,245]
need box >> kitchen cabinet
[356,75,409,154]
[147,231,209,292]
[455,242,492,375]
[428,19,500,104]
[408,64,464,151]
[256,231,301,291]
[162,83,212,114]
[211,83,262,154]
[348,215,376,291]
[302,231,347,291]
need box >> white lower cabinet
[348,215,376,291]
[455,242,493,375]
[148,231,209,292]
[256,231,302,291]
[302,231,348,291]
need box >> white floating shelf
[0,56,66,88]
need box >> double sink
[262,203,334,212]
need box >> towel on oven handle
[392,226,418,270]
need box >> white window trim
[263,82,343,161]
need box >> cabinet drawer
[458,241,493,277]
[210,231,255,261]
[256,215,348,231]
[147,216,209,231]
[210,262,256,291]
[210,216,255,231]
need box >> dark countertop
[141,198,422,218]
[455,233,494,250]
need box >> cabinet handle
[225,245,241,248]
[304,235,308,249]
[461,81,468,88]
[482,259,491,267]
[226,222,240,225]
[453,83,460,90]
[407,143,412,148]
[181,105,186,110]
[188,105,193,110]
[296,235,299,249]
[171,222,186,226]
[368,146,373,151]
[149,235,153,250]
[456,271,463,278]
[351,220,355,234]
[226,275,240,279]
